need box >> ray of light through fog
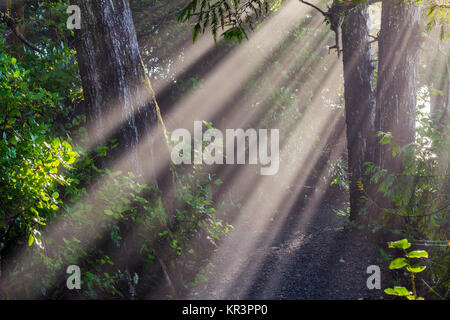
[5,0,442,298]
[1,0,346,294]
[84,0,315,150]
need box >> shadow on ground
[187,189,384,300]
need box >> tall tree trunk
[73,0,180,295]
[341,3,376,221]
[73,0,179,231]
[73,0,161,179]
[374,0,421,224]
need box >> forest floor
[186,192,385,300]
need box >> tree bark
[374,0,421,225]
[341,3,376,221]
[73,0,159,178]
[375,0,421,172]
[73,0,180,234]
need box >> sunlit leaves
[28,233,35,247]
[0,49,78,250]
[384,286,411,296]
[388,238,412,250]
[178,0,271,43]
[423,0,449,40]
[389,257,409,269]
[385,239,430,300]
[407,250,429,258]
[407,265,427,273]
[377,131,392,145]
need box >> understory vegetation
[0,2,232,299]
[0,0,448,300]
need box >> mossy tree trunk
[73,0,160,178]
[341,3,376,221]
[73,0,179,295]
[374,0,421,228]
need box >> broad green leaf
[389,257,409,269]
[28,234,35,246]
[104,209,114,216]
[406,266,426,273]
[406,250,428,259]
[379,132,392,145]
[384,286,411,296]
[388,238,411,250]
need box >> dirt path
[187,197,383,300]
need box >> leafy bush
[362,93,449,299]
[384,239,429,300]
[0,47,78,254]
[0,14,232,296]
[2,157,231,298]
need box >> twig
[299,0,327,16]
[2,14,42,53]
[11,24,42,53]
[421,279,445,300]
[158,257,177,298]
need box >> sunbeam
[1,0,448,303]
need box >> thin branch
[158,257,177,298]
[299,0,327,17]
[2,14,42,53]
[369,34,379,43]
[11,24,42,53]
[421,279,445,300]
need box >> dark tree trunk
[374,0,421,225]
[375,0,420,172]
[73,0,159,179]
[341,3,376,221]
[74,0,180,234]
[73,0,180,296]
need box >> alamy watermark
[66,265,81,290]
[366,265,381,290]
[171,121,280,176]
[66,5,81,30]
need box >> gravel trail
[187,198,383,300]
